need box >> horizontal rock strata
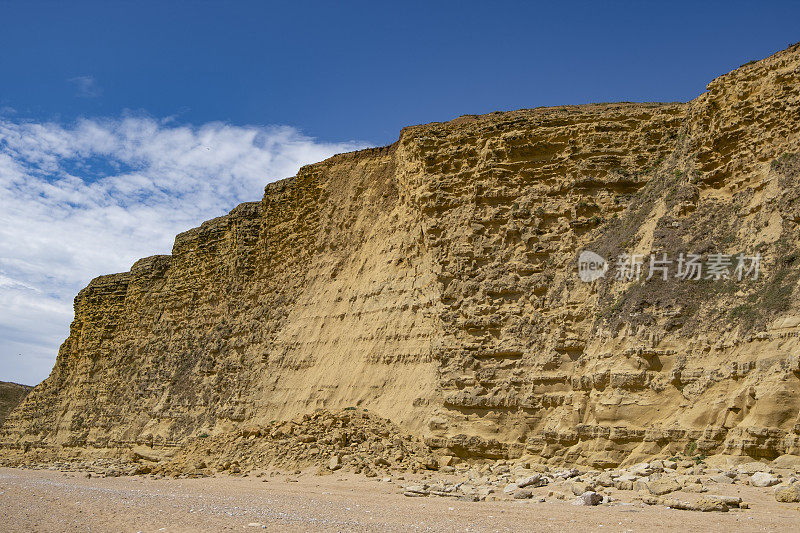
[3,44,800,468]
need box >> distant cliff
[3,44,800,468]
[0,382,32,427]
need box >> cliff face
[3,45,800,467]
[0,382,32,427]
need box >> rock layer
[0,382,32,427]
[3,45,800,467]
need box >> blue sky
[1,0,799,385]
[2,1,799,145]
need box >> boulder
[516,474,546,488]
[581,491,603,506]
[647,478,681,496]
[705,494,742,508]
[629,463,654,476]
[693,497,729,512]
[775,482,800,503]
[570,481,590,496]
[750,472,780,487]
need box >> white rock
[629,463,654,476]
[581,491,604,506]
[750,472,780,487]
[516,474,545,488]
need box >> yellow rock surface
[3,45,800,467]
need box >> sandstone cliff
[0,382,32,427]
[3,44,800,468]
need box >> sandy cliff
[0,382,32,427]
[2,44,800,468]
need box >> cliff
[3,44,800,468]
[0,382,32,427]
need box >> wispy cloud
[0,116,369,385]
[68,75,102,98]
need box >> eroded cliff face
[3,45,800,467]
[0,382,31,427]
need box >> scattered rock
[580,491,603,506]
[516,474,546,489]
[570,481,590,496]
[683,483,708,493]
[555,468,580,479]
[629,463,654,476]
[710,474,734,484]
[437,455,455,468]
[750,472,780,487]
[775,482,800,503]
[647,478,680,496]
[737,462,772,475]
[404,484,428,495]
[694,497,729,512]
[706,494,743,508]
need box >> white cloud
[0,116,369,385]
